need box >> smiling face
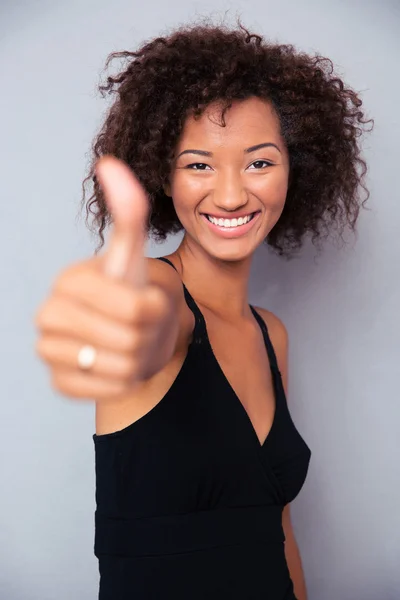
[165,96,290,262]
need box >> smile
[205,212,257,228]
[201,211,261,238]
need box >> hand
[35,156,176,401]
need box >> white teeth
[207,213,253,227]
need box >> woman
[35,22,373,600]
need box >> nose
[212,169,249,213]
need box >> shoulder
[253,307,288,351]
[253,307,289,392]
[147,256,195,347]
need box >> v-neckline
[154,259,279,450]
[198,303,279,450]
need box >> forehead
[177,97,283,148]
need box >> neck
[173,236,253,320]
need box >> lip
[201,211,261,238]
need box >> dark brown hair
[81,21,374,258]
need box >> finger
[49,270,170,327]
[35,296,138,353]
[36,336,137,382]
[52,265,144,325]
[50,367,137,401]
[95,155,148,287]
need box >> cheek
[169,177,195,226]
[171,171,206,198]
[251,172,288,211]
[170,172,207,218]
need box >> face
[165,96,290,262]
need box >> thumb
[95,155,148,287]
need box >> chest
[203,314,277,446]
[95,310,278,447]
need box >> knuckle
[151,287,174,322]
[123,290,148,325]
[50,371,66,394]
[35,336,48,359]
[34,303,52,330]
[34,299,54,329]
[127,287,167,323]
[36,296,79,333]
[51,370,84,399]
[53,262,88,295]
[38,299,62,330]
[123,301,140,326]
[120,327,140,353]
[119,356,137,381]
[148,285,168,310]
[34,307,44,329]
[53,266,75,293]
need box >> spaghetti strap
[249,305,280,373]
[156,259,281,368]
[155,256,207,342]
[156,256,178,273]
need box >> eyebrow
[176,142,282,159]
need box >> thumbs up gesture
[34,156,181,402]
[97,155,148,286]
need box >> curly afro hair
[81,20,374,258]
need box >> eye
[185,163,212,171]
[247,160,274,170]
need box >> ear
[163,182,172,197]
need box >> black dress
[93,256,311,599]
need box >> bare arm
[282,504,308,600]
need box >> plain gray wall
[1,0,399,598]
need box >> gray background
[1,0,399,598]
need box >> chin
[181,220,265,263]
[200,239,257,263]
